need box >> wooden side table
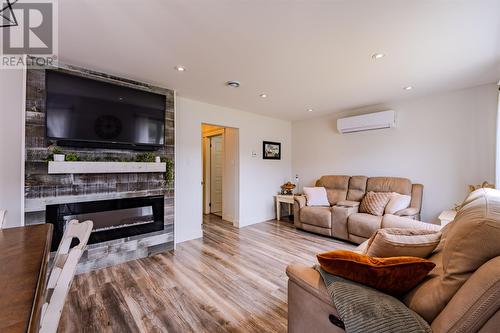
[438,209,457,226]
[275,194,295,221]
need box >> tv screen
[46,70,166,150]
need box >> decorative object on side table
[280,181,296,195]
[263,141,281,160]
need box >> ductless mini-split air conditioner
[337,110,396,134]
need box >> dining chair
[0,210,6,228]
[39,219,93,333]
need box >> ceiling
[58,0,500,121]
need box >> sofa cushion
[404,188,500,322]
[348,234,368,244]
[385,193,412,214]
[300,206,332,228]
[366,177,412,195]
[316,175,350,205]
[359,191,392,216]
[382,214,441,232]
[348,213,383,238]
[302,223,332,237]
[346,176,368,201]
[316,268,433,333]
[317,250,436,296]
[303,187,330,206]
[365,228,442,258]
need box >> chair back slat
[40,219,93,333]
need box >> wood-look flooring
[58,215,355,333]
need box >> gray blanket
[315,265,432,333]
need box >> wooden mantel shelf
[48,161,166,174]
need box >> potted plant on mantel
[48,144,65,162]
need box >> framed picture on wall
[263,141,281,160]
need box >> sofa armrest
[382,214,441,232]
[286,263,332,305]
[294,195,306,208]
[293,196,307,228]
[287,263,344,333]
[431,256,500,333]
[394,207,420,218]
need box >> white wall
[0,69,25,228]
[292,84,498,222]
[176,97,292,243]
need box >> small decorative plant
[48,144,65,162]
[136,152,156,163]
[164,158,174,187]
[65,152,79,161]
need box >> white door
[210,135,223,215]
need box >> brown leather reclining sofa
[286,188,500,332]
[294,175,423,243]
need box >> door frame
[209,134,224,215]
[202,127,225,215]
[201,123,240,226]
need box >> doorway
[209,134,223,216]
[201,124,239,225]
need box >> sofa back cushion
[404,188,500,323]
[315,175,350,205]
[347,176,368,201]
[366,177,412,195]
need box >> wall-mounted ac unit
[337,110,396,134]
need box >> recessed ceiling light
[259,93,268,98]
[226,81,240,88]
[174,66,186,72]
[403,86,413,91]
[307,108,313,112]
[371,53,385,59]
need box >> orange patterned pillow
[317,250,435,296]
[359,191,392,216]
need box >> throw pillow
[303,187,330,206]
[317,250,435,296]
[385,193,412,214]
[359,191,392,216]
[364,228,442,258]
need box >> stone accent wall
[25,63,175,273]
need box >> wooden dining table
[0,224,53,333]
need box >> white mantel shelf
[48,161,166,174]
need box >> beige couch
[287,188,500,333]
[294,175,423,243]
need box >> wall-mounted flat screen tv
[46,70,166,150]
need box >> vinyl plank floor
[58,216,355,333]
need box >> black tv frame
[44,69,166,151]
